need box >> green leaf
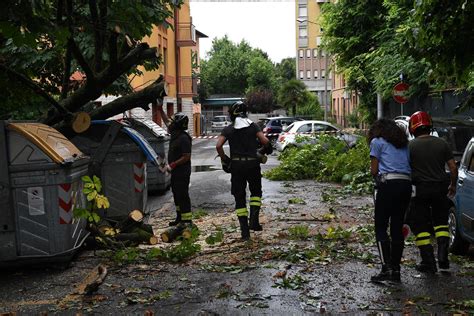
[92,175,102,192]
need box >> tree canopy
[0,0,178,124]
[321,0,474,117]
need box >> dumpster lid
[92,120,160,165]
[7,122,85,165]
[127,117,169,138]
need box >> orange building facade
[129,0,207,136]
[331,66,359,127]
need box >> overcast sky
[190,1,295,63]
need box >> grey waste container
[122,118,170,192]
[0,121,89,266]
[70,120,159,221]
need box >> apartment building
[332,67,359,127]
[129,0,207,136]
[295,0,332,116]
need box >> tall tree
[0,0,178,125]
[278,79,311,116]
[275,57,296,83]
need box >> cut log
[161,226,184,243]
[71,111,91,133]
[160,225,193,243]
[115,228,157,245]
[118,209,144,232]
[139,223,154,235]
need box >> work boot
[416,244,437,274]
[238,216,250,240]
[371,240,391,282]
[437,237,450,270]
[168,212,181,226]
[390,241,404,282]
[249,206,263,231]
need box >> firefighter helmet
[170,112,189,130]
[228,101,247,120]
[409,111,432,135]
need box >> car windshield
[283,123,294,132]
[212,117,228,122]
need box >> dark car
[432,118,474,162]
[257,117,302,146]
[449,137,474,255]
[395,116,474,162]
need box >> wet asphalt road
[0,137,473,315]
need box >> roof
[196,29,208,38]
[202,97,244,107]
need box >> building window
[163,47,168,75]
[313,49,318,58]
[314,70,319,79]
[306,70,311,79]
[321,70,326,78]
[299,27,307,38]
[316,36,322,46]
[328,71,332,79]
[306,49,311,58]
[299,49,304,58]
[298,6,307,17]
[299,70,304,79]
[321,50,326,57]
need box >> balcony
[316,0,329,3]
[177,76,197,97]
[176,22,196,47]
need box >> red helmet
[409,111,432,134]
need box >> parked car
[211,115,231,132]
[395,116,474,162]
[275,120,360,152]
[257,117,302,146]
[449,137,474,254]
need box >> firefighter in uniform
[216,101,272,240]
[408,111,457,273]
[157,105,193,227]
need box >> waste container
[70,120,159,221]
[0,121,90,265]
[122,117,170,193]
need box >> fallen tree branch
[89,75,166,120]
[84,265,108,295]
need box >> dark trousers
[374,179,412,242]
[171,173,191,213]
[409,182,450,243]
[231,161,262,210]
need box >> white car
[275,120,360,152]
[394,115,438,141]
[211,115,231,132]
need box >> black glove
[257,152,267,164]
[221,155,231,173]
[258,142,273,155]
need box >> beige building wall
[295,0,332,112]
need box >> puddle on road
[193,165,219,172]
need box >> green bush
[264,135,371,190]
